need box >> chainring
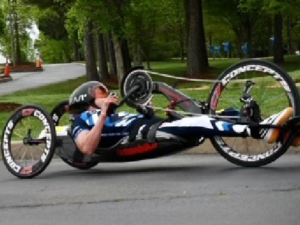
[121,70,153,108]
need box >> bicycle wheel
[208,59,300,167]
[50,101,98,170]
[1,105,56,178]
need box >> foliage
[0,23,35,62]
[0,0,39,63]
[35,33,73,63]
[1,0,300,68]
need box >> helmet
[69,81,108,114]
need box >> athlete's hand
[95,95,119,114]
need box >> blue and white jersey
[71,109,144,147]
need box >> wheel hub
[23,137,30,145]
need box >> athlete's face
[94,88,119,109]
[95,86,109,98]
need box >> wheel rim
[2,107,55,176]
[210,62,297,162]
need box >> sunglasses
[89,85,118,99]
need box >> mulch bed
[0,102,22,112]
[0,76,13,83]
[0,62,43,73]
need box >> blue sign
[224,42,231,52]
[243,43,248,55]
[270,35,275,46]
[218,46,222,55]
[210,44,215,54]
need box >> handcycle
[1,59,300,179]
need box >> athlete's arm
[75,96,119,155]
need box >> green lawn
[1,56,300,134]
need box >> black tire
[50,100,69,126]
[50,100,98,170]
[1,105,56,178]
[208,59,300,167]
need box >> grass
[0,56,300,135]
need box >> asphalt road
[0,63,85,96]
[1,63,300,224]
[1,154,300,225]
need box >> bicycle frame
[153,81,206,114]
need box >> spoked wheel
[208,59,300,167]
[1,105,56,178]
[50,100,98,170]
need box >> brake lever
[240,80,255,104]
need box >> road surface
[0,63,85,96]
[1,63,300,224]
[1,154,300,225]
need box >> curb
[0,68,44,73]
[0,76,13,83]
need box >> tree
[244,0,300,63]
[96,32,109,80]
[186,0,209,77]
[126,0,163,68]
[65,0,126,81]
[273,13,284,63]
[205,0,263,58]
[0,0,38,64]
[0,7,5,37]
[269,0,300,62]
[25,0,79,63]
[84,20,99,81]
[162,0,186,61]
[106,31,117,77]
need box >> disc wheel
[1,105,56,178]
[50,100,98,170]
[208,59,300,167]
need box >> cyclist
[68,81,297,156]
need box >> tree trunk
[107,31,117,78]
[97,33,109,80]
[14,13,22,65]
[8,0,15,66]
[267,17,273,57]
[133,43,143,66]
[180,35,185,61]
[84,20,99,81]
[184,0,190,40]
[142,46,151,70]
[121,38,131,73]
[73,41,80,62]
[186,0,209,77]
[286,16,295,55]
[13,1,21,65]
[245,24,253,58]
[273,13,284,64]
[113,36,125,83]
[184,0,190,64]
